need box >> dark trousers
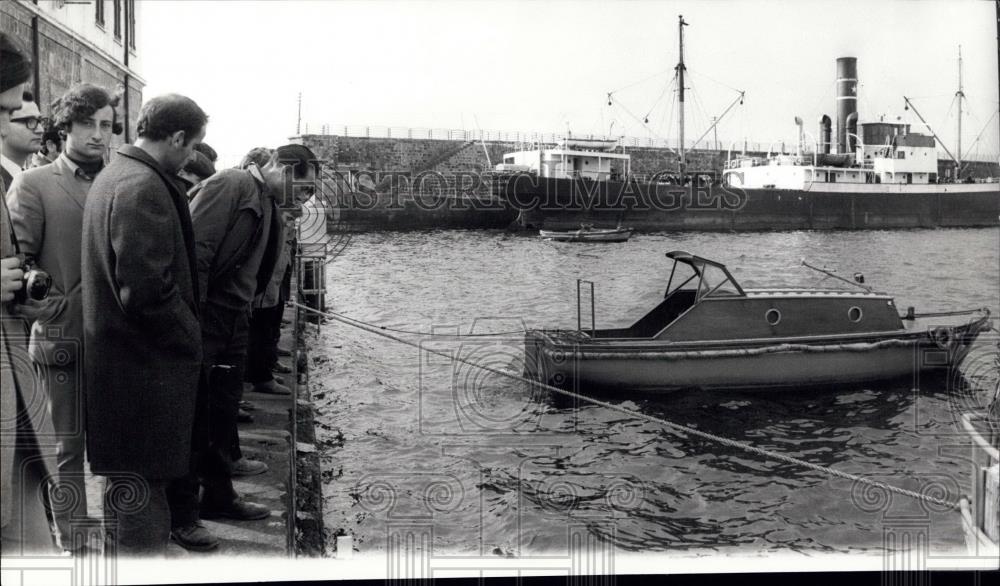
[245,303,284,384]
[104,476,171,557]
[0,411,56,555]
[36,361,87,548]
[168,304,249,526]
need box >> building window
[127,0,136,50]
[113,0,122,40]
[95,0,105,27]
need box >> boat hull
[539,228,633,242]
[524,316,990,392]
[503,176,1000,231]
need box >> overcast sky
[141,0,999,168]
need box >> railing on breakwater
[299,123,1000,164]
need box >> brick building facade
[1,0,143,150]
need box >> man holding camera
[7,83,119,553]
[1,31,58,555]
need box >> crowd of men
[1,32,318,557]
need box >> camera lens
[25,269,52,301]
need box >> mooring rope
[293,301,964,510]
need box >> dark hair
[193,142,217,162]
[41,127,62,153]
[0,33,32,94]
[51,83,120,135]
[136,94,208,144]
[183,150,216,181]
[239,146,272,170]
[271,144,319,178]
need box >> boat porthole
[848,306,863,323]
[765,308,781,326]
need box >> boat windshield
[665,255,744,302]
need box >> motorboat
[523,250,991,392]
[539,224,634,243]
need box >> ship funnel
[835,57,858,154]
[794,116,803,156]
[819,115,832,154]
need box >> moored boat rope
[293,301,962,511]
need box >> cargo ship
[498,17,999,232]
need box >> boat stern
[523,329,587,389]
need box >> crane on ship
[904,44,998,182]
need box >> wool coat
[81,145,201,479]
[0,179,57,528]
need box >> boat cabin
[587,251,903,341]
[722,121,939,189]
[496,138,631,181]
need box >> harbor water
[310,227,998,557]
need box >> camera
[13,255,52,304]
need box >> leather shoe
[272,362,292,374]
[277,346,292,357]
[170,522,219,552]
[253,380,291,395]
[201,498,270,521]
[232,457,268,476]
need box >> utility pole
[711,116,718,151]
[297,92,302,135]
[676,14,688,175]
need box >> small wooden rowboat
[524,251,992,392]
[539,225,633,243]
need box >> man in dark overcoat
[81,94,208,556]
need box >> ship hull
[504,176,1000,231]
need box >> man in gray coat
[1,31,58,555]
[7,83,119,552]
[81,94,207,556]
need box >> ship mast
[955,45,964,179]
[676,14,688,175]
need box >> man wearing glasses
[6,83,120,554]
[0,91,44,189]
[167,144,318,552]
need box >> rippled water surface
[310,228,998,558]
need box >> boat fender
[931,327,954,352]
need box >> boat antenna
[801,259,873,292]
[676,14,689,175]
